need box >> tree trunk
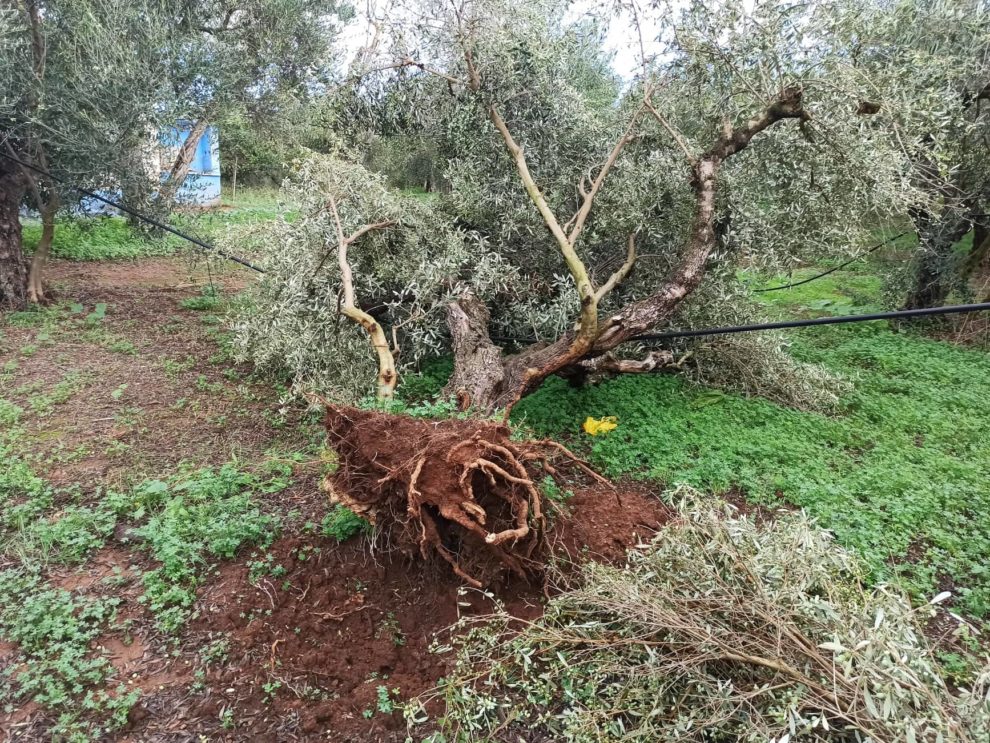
[27,196,58,303]
[0,161,28,309]
[443,295,505,410]
[903,209,972,310]
[158,118,210,206]
[444,155,726,414]
[964,220,990,280]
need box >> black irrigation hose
[0,150,266,274]
[635,301,990,340]
[5,151,990,343]
[752,231,909,293]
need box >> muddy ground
[0,258,671,741]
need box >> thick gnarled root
[321,405,607,585]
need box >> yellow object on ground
[582,416,618,435]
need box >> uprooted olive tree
[234,0,927,581]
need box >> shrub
[428,488,990,741]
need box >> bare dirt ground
[0,257,672,742]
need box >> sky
[338,0,666,82]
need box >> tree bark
[28,195,58,303]
[0,160,28,309]
[443,294,505,410]
[158,117,210,206]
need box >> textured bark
[443,295,505,410]
[575,350,674,375]
[0,161,28,309]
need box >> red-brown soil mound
[323,405,612,588]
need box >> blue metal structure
[72,121,222,215]
[159,122,222,206]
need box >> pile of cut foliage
[425,489,990,742]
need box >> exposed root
[322,405,607,585]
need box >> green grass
[179,286,223,311]
[220,186,282,211]
[22,217,174,261]
[400,185,439,202]
[20,186,285,263]
[512,264,990,616]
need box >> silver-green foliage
[426,489,990,742]
[0,1,173,197]
[231,153,512,401]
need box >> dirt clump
[167,480,669,742]
[324,405,608,587]
[552,483,672,564]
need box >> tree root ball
[322,405,607,586]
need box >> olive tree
[235,0,957,581]
[243,0,920,411]
[0,0,172,306]
[856,0,990,309]
[153,0,347,207]
[0,0,347,309]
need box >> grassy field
[21,186,282,261]
[2,199,988,738]
[516,262,990,616]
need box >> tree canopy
[238,0,987,411]
[0,0,346,306]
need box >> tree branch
[595,232,637,302]
[575,349,674,375]
[346,219,397,245]
[327,196,399,399]
[474,82,599,356]
[593,87,809,351]
[566,108,646,246]
[643,99,697,165]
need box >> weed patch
[180,286,223,312]
[129,466,282,632]
[0,569,138,739]
[22,217,173,261]
[320,505,372,543]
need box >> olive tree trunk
[0,160,28,309]
[27,196,58,303]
